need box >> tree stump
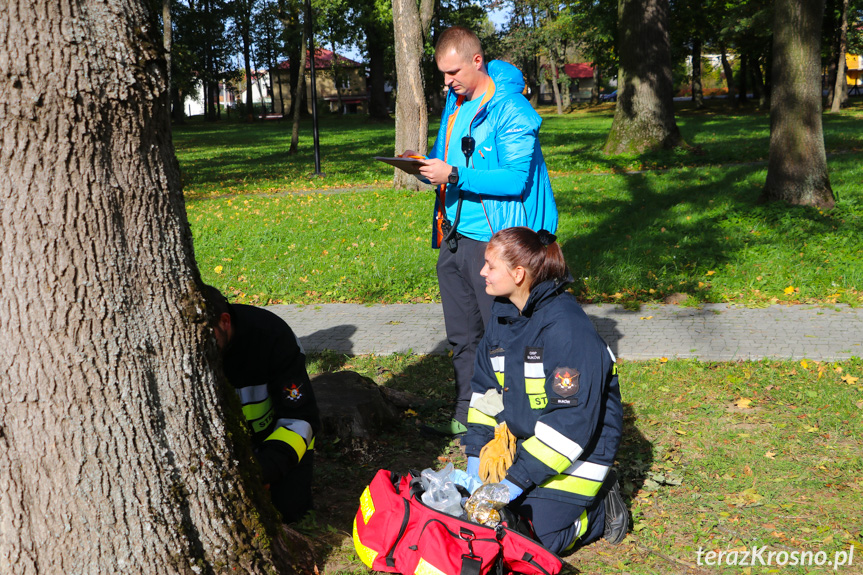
[312,371,426,441]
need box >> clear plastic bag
[464,483,510,527]
[419,464,464,517]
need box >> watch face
[449,167,458,184]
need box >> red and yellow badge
[283,384,303,402]
[552,368,580,397]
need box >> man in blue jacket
[403,27,558,435]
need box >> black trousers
[436,237,495,425]
[269,452,314,524]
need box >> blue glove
[450,469,483,494]
[466,457,480,477]
[500,478,524,502]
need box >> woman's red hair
[487,227,567,289]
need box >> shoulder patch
[551,368,579,397]
[283,384,303,402]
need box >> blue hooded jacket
[428,60,558,246]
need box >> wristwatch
[448,166,459,185]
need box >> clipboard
[375,156,427,175]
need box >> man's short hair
[435,26,483,61]
[202,284,231,325]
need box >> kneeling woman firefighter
[460,227,629,554]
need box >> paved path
[267,302,863,361]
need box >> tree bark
[763,0,835,208]
[691,37,704,109]
[719,43,737,108]
[604,0,683,154]
[548,49,564,115]
[831,0,850,112]
[392,0,433,189]
[290,30,308,154]
[737,53,749,105]
[590,65,601,105]
[0,1,315,572]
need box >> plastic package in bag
[419,464,464,517]
[464,483,510,527]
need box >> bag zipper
[384,497,411,568]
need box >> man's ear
[218,312,232,332]
[473,52,483,70]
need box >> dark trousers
[436,237,495,425]
[269,452,314,524]
[510,492,606,555]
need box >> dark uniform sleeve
[255,329,319,485]
[505,332,615,494]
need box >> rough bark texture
[0,1,314,572]
[691,37,704,109]
[719,44,737,107]
[392,0,432,189]
[831,0,850,113]
[763,0,835,209]
[548,49,564,115]
[604,0,683,154]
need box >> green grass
[301,353,863,574]
[178,100,863,306]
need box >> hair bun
[537,229,556,246]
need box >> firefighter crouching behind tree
[460,228,629,554]
[205,285,320,523]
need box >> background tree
[392,0,434,189]
[0,0,314,571]
[568,0,617,105]
[604,0,683,154]
[763,0,835,208]
[233,0,260,121]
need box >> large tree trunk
[691,37,704,109]
[831,0,850,112]
[763,0,835,208]
[719,43,737,108]
[0,1,314,572]
[604,0,683,154]
[392,0,433,189]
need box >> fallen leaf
[784,286,795,294]
[214,265,223,274]
[706,270,715,275]
[404,409,417,416]
[800,359,809,369]
[744,465,752,476]
[640,315,654,320]
[659,357,668,363]
[735,397,753,409]
[841,374,859,385]
[765,451,776,459]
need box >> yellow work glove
[479,422,517,484]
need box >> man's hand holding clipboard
[376,151,453,186]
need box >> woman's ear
[512,265,527,285]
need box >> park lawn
[301,354,863,575]
[180,101,863,306]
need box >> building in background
[270,49,368,115]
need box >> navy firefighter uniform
[461,275,623,554]
[221,304,321,523]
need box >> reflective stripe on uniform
[539,474,603,497]
[564,509,590,551]
[524,361,544,379]
[468,408,497,427]
[265,418,314,460]
[524,378,545,395]
[235,384,269,404]
[563,460,610,482]
[535,421,583,461]
[242,398,273,422]
[490,353,505,387]
[523,436,572,473]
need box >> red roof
[563,63,595,79]
[274,48,361,71]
